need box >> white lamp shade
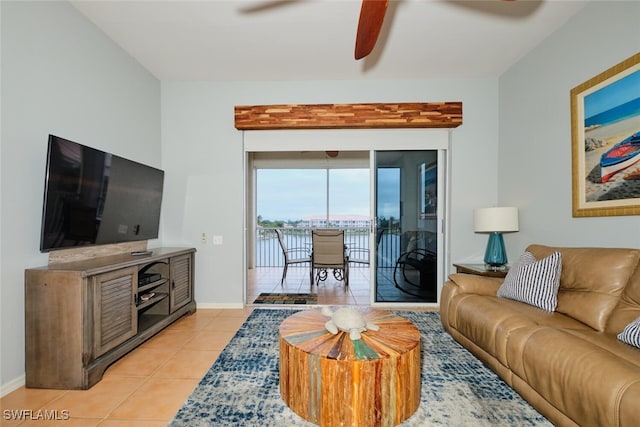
[474,207,519,233]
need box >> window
[256,168,369,228]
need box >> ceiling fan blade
[239,0,304,14]
[354,0,389,60]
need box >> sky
[257,169,370,221]
[376,168,400,219]
[257,167,402,221]
[584,69,640,118]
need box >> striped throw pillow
[618,317,640,348]
[497,251,562,311]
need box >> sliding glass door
[243,129,450,306]
[248,156,370,279]
[373,150,442,303]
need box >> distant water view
[255,228,401,268]
[255,167,405,267]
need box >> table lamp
[474,207,519,268]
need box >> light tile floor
[0,308,253,426]
[2,268,435,425]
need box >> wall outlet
[212,235,223,245]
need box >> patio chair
[347,227,385,268]
[393,247,437,301]
[310,229,349,287]
[275,229,311,285]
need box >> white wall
[499,1,640,254]
[161,79,500,306]
[0,2,160,392]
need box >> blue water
[255,234,401,268]
[585,97,640,128]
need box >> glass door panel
[374,151,439,303]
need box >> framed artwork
[571,52,640,217]
[419,162,437,219]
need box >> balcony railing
[256,226,401,268]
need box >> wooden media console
[25,247,196,390]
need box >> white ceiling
[70,0,588,82]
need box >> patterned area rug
[169,309,552,426]
[253,292,317,305]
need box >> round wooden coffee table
[279,308,421,427]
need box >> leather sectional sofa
[440,244,640,427]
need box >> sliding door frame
[242,129,452,307]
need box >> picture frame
[570,52,640,217]
[419,162,437,219]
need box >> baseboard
[1,374,25,398]
[196,302,245,309]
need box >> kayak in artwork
[600,131,640,182]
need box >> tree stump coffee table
[279,308,421,427]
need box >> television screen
[40,135,164,252]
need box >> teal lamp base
[484,232,507,267]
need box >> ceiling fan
[244,0,529,61]
[354,0,389,60]
[355,0,519,60]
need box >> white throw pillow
[618,316,640,349]
[497,251,562,312]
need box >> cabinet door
[93,267,137,357]
[170,254,193,312]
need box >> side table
[453,263,509,278]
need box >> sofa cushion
[618,316,640,349]
[563,328,640,368]
[606,264,640,334]
[527,245,640,331]
[497,251,561,311]
[451,293,588,367]
[511,327,640,427]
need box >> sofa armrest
[447,273,503,296]
[441,273,504,334]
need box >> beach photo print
[571,52,640,217]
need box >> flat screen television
[40,135,164,252]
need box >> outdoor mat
[170,309,552,426]
[252,292,317,305]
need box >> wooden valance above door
[234,102,462,130]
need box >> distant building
[301,214,370,229]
